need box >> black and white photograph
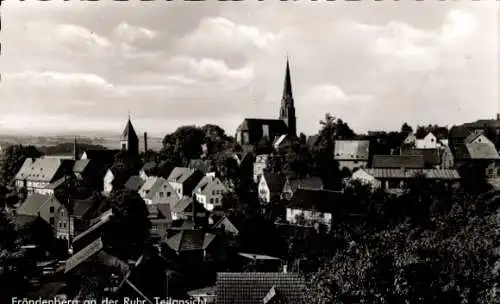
[0,0,498,303]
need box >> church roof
[282,58,293,100]
[121,119,139,142]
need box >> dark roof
[72,210,113,244]
[464,130,486,144]
[238,253,281,261]
[361,168,461,179]
[307,135,320,147]
[82,149,120,164]
[28,282,67,298]
[216,272,306,304]
[463,118,500,129]
[262,172,287,193]
[16,193,51,216]
[148,204,172,222]
[72,198,98,218]
[165,230,216,252]
[167,167,197,183]
[400,149,442,166]
[287,188,343,213]
[454,143,500,160]
[73,159,91,173]
[125,175,145,191]
[13,214,40,230]
[121,118,139,142]
[213,216,239,235]
[172,197,193,213]
[65,238,104,273]
[188,159,213,173]
[285,177,323,193]
[237,119,289,144]
[372,155,425,169]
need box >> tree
[0,145,42,186]
[102,189,151,260]
[163,125,205,163]
[401,122,413,134]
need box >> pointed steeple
[282,56,293,100]
[120,114,139,157]
[279,56,297,138]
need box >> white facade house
[286,208,332,229]
[253,154,269,183]
[192,176,227,211]
[415,132,438,149]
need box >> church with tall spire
[236,58,298,147]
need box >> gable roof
[73,159,91,174]
[334,140,370,160]
[165,230,216,252]
[139,176,159,193]
[372,155,425,169]
[72,199,98,219]
[125,175,145,192]
[213,216,239,235]
[464,130,486,144]
[72,209,113,244]
[15,157,64,182]
[65,238,104,273]
[121,118,139,142]
[361,168,460,179]
[13,214,45,230]
[454,143,500,160]
[16,193,51,216]
[237,119,289,144]
[287,188,343,213]
[262,172,287,193]
[167,167,196,183]
[148,204,172,222]
[400,149,443,166]
[449,125,472,140]
[171,196,193,213]
[216,272,306,304]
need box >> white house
[415,132,438,149]
[258,173,286,203]
[14,157,68,195]
[334,140,370,172]
[253,154,270,183]
[192,175,227,211]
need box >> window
[49,217,55,225]
[159,192,164,198]
[210,198,214,204]
[49,206,55,213]
[58,223,62,228]
[122,143,127,150]
[60,209,65,216]
[63,223,67,228]
[487,168,494,176]
[212,190,215,195]
[167,192,171,197]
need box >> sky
[1,0,498,137]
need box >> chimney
[282,263,288,273]
[191,194,197,229]
[496,113,500,121]
[143,132,148,152]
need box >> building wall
[54,206,73,240]
[170,182,183,197]
[103,170,114,195]
[257,177,271,203]
[416,133,438,149]
[286,208,332,229]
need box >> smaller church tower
[120,114,139,157]
[279,57,297,138]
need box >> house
[54,204,72,241]
[285,188,342,230]
[120,117,139,157]
[138,176,180,205]
[400,148,454,169]
[449,125,473,151]
[464,129,491,144]
[372,155,425,169]
[188,159,213,175]
[351,168,461,192]
[139,162,157,180]
[253,154,270,183]
[164,229,217,262]
[281,177,323,200]
[453,141,500,178]
[258,172,287,203]
[334,140,370,171]
[167,167,205,197]
[170,196,208,221]
[215,272,306,304]
[415,132,438,149]
[14,157,72,195]
[463,114,500,135]
[212,216,239,236]
[16,193,64,230]
[13,214,55,248]
[70,197,107,236]
[402,133,417,146]
[192,175,227,211]
[237,253,282,272]
[235,59,297,146]
[148,204,172,241]
[124,175,145,192]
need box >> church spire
[279,56,297,138]
[282,56,293,100]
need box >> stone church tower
[279,58,297,138]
